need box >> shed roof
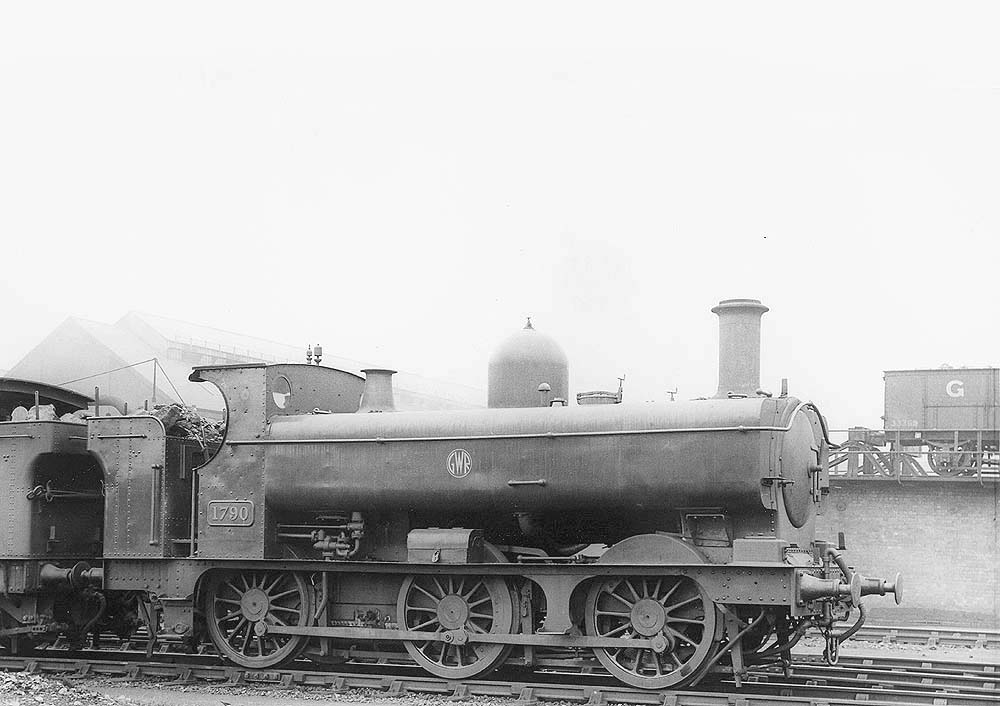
[8,312,483,415]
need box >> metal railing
[827,428,999,483]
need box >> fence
[827,428,999,482]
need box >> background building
[7,312,484,418]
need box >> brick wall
[817,480,1000,628]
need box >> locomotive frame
[0,301,901,690]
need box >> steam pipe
[702,610,768,671]
[748,619,814,660]
[836,602,867,643]
[79,593,107,638]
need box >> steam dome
[488,319,569,408]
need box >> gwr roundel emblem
[446,449,472,478]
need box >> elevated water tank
[488,319,569,408]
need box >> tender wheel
[397,573,515,679]
[585,575,717,689]
[205,570,314,668]
[927,445,979,476]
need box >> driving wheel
[397,544,515,679]
[205,570,314,668]
[585,574,717,689]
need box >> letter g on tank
[946,380,965,398]
[446,449,472,478]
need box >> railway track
[851,624,1000,649]
[1,651,997,706]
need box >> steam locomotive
[0,299,900,690]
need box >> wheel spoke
[413,583,440,603]
[667,616,704,626]
[664,625,696,646]
[657,580,682,606]
[410,616,440,631]
[608,591,635,609]
[218,608,242,622]
[431,577,447,598]
[228,617,247,642]
[596,609,631,618]
[665,595,700,613]
[641,650,654,673]
[625,580,640,602]
[463,580,485,600]
[239,623,251,654]
[600,622,631,638]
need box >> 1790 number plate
[207,500,255,527]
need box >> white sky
[1,3,997,429]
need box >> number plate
[207,500,255,527]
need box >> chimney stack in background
[359,369,397,412]
[712,298,769,398]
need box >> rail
[3,652,999,706]
[849,623,1000,649]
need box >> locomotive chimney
[359,369,397,413]
[712,298,769,399]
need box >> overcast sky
[1,3,997,429]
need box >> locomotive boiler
[261,396,820,543]
[0,299,901,691]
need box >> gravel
[0,672,142,706]
[85,681,515,706]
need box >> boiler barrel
[263,397,817,518]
